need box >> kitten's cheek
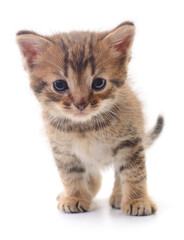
[62,105,71,111]
[61,106,72,115]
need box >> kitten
[16,22,164,216]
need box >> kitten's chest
[71,136,114,167]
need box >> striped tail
[144,116,164,149]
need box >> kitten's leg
[117,143,157,216]
[109,172,122,209]
[55,155,91,213]
[87,171,102,199]
[54,153,101,213]
[57,171,102,202]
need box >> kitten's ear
[104,22,135,53]
[16,30,50,69]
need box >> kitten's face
[17,23,134,122]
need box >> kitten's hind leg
[116,142,157,216]
[109,172,122,209]
[87,171,102,199]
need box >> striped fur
[17,22,164,216]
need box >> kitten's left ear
[16,30,51,70]
[104,22,135,53]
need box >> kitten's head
[16,22,135,122]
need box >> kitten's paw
[121,198,157,216]
[109,194,122,209]
[58,197,90,213]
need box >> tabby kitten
[16,22,163,216]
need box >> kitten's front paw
[121,198,157,216]
[109,194,122,209]
[58,197,90,213]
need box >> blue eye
[53,80,68,92]
[92,78,106,90]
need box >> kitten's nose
[74,102,89,111]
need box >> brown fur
[16,22,163,215]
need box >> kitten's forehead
[57,32,97,79]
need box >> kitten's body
[17,22,163,215]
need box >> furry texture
[16,22,163,215]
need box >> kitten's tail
[144,116,164,149]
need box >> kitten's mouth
[74,111,89,117]
[63,107,99,121]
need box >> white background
[0,0,184,239]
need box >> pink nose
[74,102,88,111]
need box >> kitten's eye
[92,78,106,90]
[53,80,68,92]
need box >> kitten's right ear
[104,22,135,53]
[16,30,50,70]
